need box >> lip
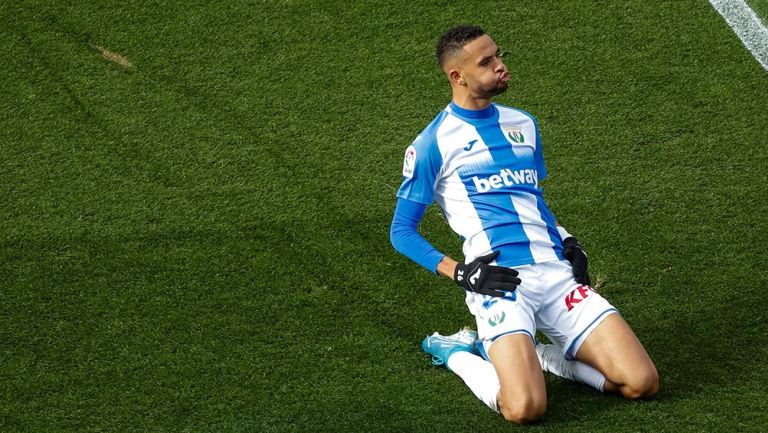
[500,72,510,82]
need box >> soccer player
[390,25,659,424]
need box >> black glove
[454,251,521,297]
[562,237,590,286]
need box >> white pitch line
[709,0,768,70]
[710,0,768,71]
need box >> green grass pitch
[1,1,767,431]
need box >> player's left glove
[562,237,590,286]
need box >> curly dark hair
[436,25,486,67]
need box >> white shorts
[466,260,617,361]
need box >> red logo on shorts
[565,285,593,312]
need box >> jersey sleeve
[389,197,445,273]
[532,117,548,181]
[395,133,443,205]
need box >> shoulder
[411,109,450,150]
[406,108,452,162]
[494,103,540,128]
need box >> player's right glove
[454,251,521,297]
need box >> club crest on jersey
[503,126,525,144]
[402,145,416,178]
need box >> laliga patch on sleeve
[402,145,416,178]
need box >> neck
[451,92,493,111]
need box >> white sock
[446,351,500,412]
[536,344,606,392]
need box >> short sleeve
[532,118,547,181]
[396,134,443,205]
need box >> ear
[448,68,465,86]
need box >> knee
[498,394,546,424]
[622,366,659,399]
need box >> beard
[477,80,509,98]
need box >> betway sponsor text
[472,169,539,192]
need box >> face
[451,35,510,98]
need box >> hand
[454,251,521,297]
[562,237,590,286]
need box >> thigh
[488,333,547,419]
[575,313,658,393]
[535,262,617,359]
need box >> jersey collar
[449,101,496,119]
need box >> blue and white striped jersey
[397,101,565,267]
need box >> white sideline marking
[709,0,768,71]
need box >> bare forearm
[436,256,459,279]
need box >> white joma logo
[469,269,482,285]
[472,169,538,192]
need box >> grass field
[749,0,768,21]
[1,1,767,431]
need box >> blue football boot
[422,328,479,371]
